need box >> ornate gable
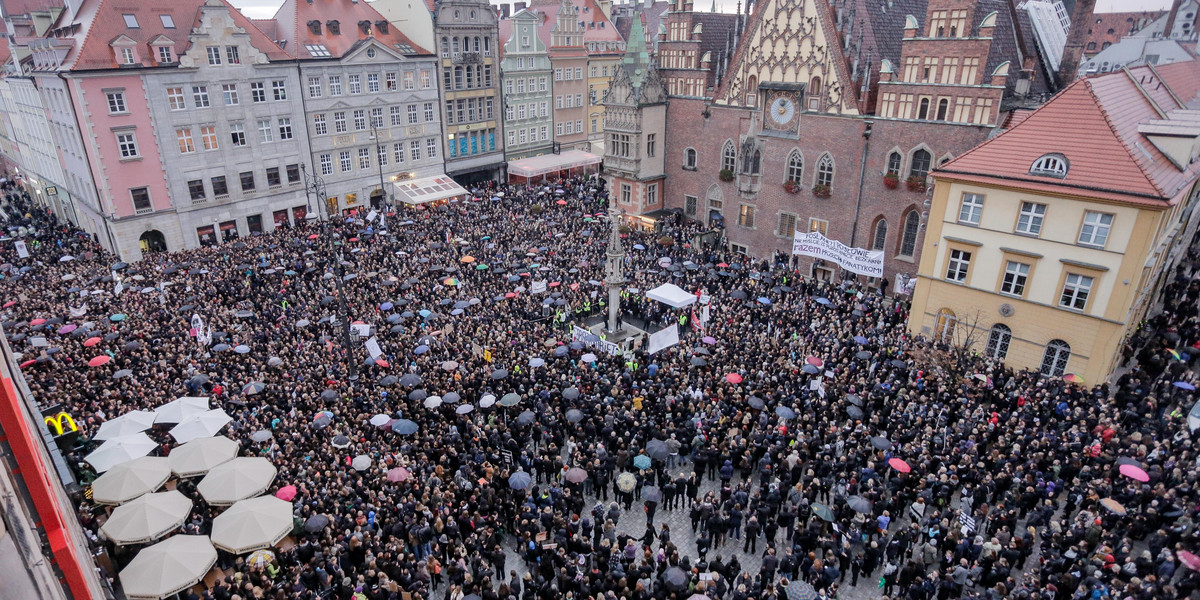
[638,66,667,105]
[605,65,636,106]
[714,0,858,114]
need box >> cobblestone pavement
[496,460,950,600]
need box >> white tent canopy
[646,283,698,309]
[197,457,278,506]
[94,410,156,441]
[169,408,232,444]
[169,435,239,478]
[92,456,171,505]
[153,396,209,424]
[393,175,468,206]
[211,496,294,554]
[507,150,601,178]
[99,490,192,545]
[119,535,216,600]
[85,433,158,473]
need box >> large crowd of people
[1,175,1199,600]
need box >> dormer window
[123,14,139,28]
[359,20,372,35]
[160,15,175,28]
[326,20,340,35]
[376,21,389,34]
[120,47,136,65]
[1030,153,1069,178]
[308,20,322,35]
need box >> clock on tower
[765,90,800,132]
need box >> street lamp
[370,123,388,210]
[300,163,327,222]
[328,251,359,381]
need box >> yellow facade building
[908,61,1200,384]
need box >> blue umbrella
[450,308,464,316]
[757,297,771,305]
[529,357,545,368]
[815,297,831,305]
[553,346,569,357]
[569,341,584,350]
[633,244,646,250]
[1174,381,1196,391]
[380,302,394,310]
[853,335,869,344]
[110,313,127,322]
[391,419,419,435]
[418,309,432,318]
[414,344,430,355]
[509,471,532,490]
[776,405,797,420]
[633,454,652,470]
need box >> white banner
[895,274,917,295]
[531,280,548,294]
[13,240,28,258]
[571,325,623,356]
[648,324,680,355]
[352,323,372,337]
[365,336,383,360]
[792,231,884,278]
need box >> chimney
[1056,0,1096,88]
[1161,0,1184,39]
[516,2,527,11]
[501,3,511,17]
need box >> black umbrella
[562,387,580,400]
[642,486,662,502]
[747,396,765,410]
[645,440,670,461]
[730,290,748,300]
[491,368,509,380]
[320,389,338,401]
[409,389,428,401]
[380,375,398,387]
[889,359,908,368]
[304,515,330,532]
[846,405,864,419]
[399,374,422,387]
[855,350,872,360]
[690,356,707,367]
[870,436,892,451]
[662,567,688,591]
[190,374,210,385]
[566,409,584,423]
[517,410,535,425]
[847,495,873,514]
[845,394,863,407]
[111,261,129,271]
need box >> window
[872,219,887,250]
[167,87,186,110]
[786,150,803,182]
[958,192,983,224]
[193,86,210,107]
[936,98,950,121]
[685,195,698,216]
[349,74,361,94]
[160,14,174,28]
[367,73,380,93]
[815,153,834,187]
[240,171,255,192]
[308,77,323,98]
[886,151,902,175]
[808,218,828,236]
[424,103,435,122]
[206,46,222,65]
[258,119,273,143]
[620,184,632,204]
[272,80,287,100]
[917,98,930,119]
[116,132,138,158]
[286,164,300,183]
[647,184,658,205]
[226,46,240,64]
[421,70,432,89]
[340,151,352,172]
[328,75,342,95]
[312,113,327,136]
[277,118,292,140]
[1040,340,1071,377]
[358,148,371,169]
[410,140,421,160]
[106,91,127,114]
[900,211,920,256]
[211,175,228,196]
[1078,211,1113,247]
[682,148,697,169]
[935,308,957,343]
[910,149,932,179]
[721,141,736,172]
[1060,273,1093,310]
[945,249,971,282]
[399,72,410,90]
[188,179,206,201]
[319,154,333,176]
[250,82,265,102]
[306,44,331,57]
[230,122,246,147]
[266,167,281,187]
[334,112,347,133]
[738,204,755,227]
[222,84,239,105]
[1016,202,1046,236]
[176,128,195,153]
[985,324,1011,360]
[353,110,366,130]
[427,138,438,158]
[407,104,419,124]
[647,134,656,157]
[778,213,797,237]
[393,143,405,163]
[1000,261,1030,296]
[130,187,151,213]
[1030,153,1068,178]
[200,125,218,150]
[371,107,384,128]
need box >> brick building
[651,0,1049,287]
[602,13,667,216]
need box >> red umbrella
[83,337,102,347]
[275,485,297,501]
[1178,550,1200,571]
[504,292,517,299]
[19,359,35,368]
[888,458,911,473]
[806,356,824,368]
[387,467,411,482]
[31,318,46,325]
[375,359,390,368]
[549,282,560,287]
[88,355,111,367]
[725,373,743,384]
[1119,463,1149,482]
[2,300,15,308]
[556,199,567,205]
[308,234,319,240]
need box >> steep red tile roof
[59,0,290,71]
[274,0,429,59]
[251,18,279,41]
[937,60,1200,206]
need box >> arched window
[684,147,697,169]
[474,36,482,52]
[747,150,761,174]
[441,37,449,55]
[815,153,834,187]
[721,140,736,172]
[1030,153,1068,178]
[917,98,931,119]
[808,77,822,110]
[935,308,957,344]
[786,150,803,183]
[452,37,460,53]
[985,324,1012,360]
[910,149,932,179]
[1086,41,1096,51]
[871,218,887,251]
[936,99,949,121]
[886,151,902,175]
[746,75,758,107]
[899,210,920,257]
[1041,339,1071,376]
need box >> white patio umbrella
[153,396,209,424]
[197,457,278,506]
[210,496,294,554]
[85,433,158,473]
[92,456,171,505]
[94,410,156,441]
[119,535,216,600]
[169,408,232,444]
[169,435,238,478]
[99,490,192,545]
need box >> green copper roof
[621,13,651,87]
